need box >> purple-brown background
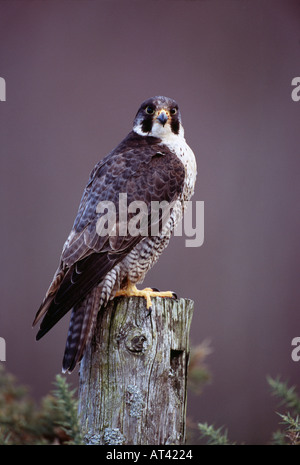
[0,0,299,444]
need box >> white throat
[133,120,197,200]
[133,119,185,141]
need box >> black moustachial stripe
[141,114,153,133]
[171,117,180,135]
[33,95,192,374]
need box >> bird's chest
[161,137,197,201]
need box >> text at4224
[106,449,194,461]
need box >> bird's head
[133,96,184,139]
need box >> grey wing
[33,135,185,339]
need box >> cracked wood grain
[78,296,194,445]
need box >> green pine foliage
[267,376,300,445]
[198,376,300,445]
[1,354,300,445]
[0,365,83,445]
[277,413,300,445]
[267,376,300,413]
[198,422,233,445]
[52,375,83,444]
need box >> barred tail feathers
[62,268,120,373]
[62,286,101,373]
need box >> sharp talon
[146,306,152,317]
[150,287,160,292]
[115,283,175,311]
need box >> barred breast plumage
[33,96,196,373]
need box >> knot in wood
[125,329,148,354]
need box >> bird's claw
[146,306,152,318]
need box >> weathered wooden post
[78,295,194,445]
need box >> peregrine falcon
[33,96,197,373]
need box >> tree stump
[78,296,194,445]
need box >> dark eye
[145,106,155,115]
[170,107,177,115]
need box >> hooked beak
[157,110,169,126]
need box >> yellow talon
[115,283,174,309]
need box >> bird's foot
[115,283,176,309]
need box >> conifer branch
[267,376,300,414]
[198,422,233,445]
[52,375,83,445]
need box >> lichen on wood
[78,295,194,445]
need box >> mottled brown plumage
[33,96,196,373]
